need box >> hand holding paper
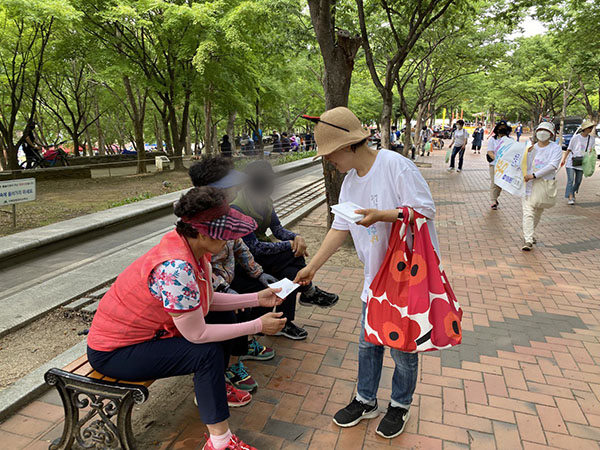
[268,278,300,299]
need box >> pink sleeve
[172,306,262,344]
[209,292,260,311]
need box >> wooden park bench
[44,355,155,450]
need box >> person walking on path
[560,119,596,205]
[472,122,485,154]
[220,135,232,158]
[515,123,523,142]
[295,107,438,439]
[521,122,562,251]
[447,119,469,172]
[487,120,514,210]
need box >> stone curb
[0,158,320,263]
[0,340,88,421]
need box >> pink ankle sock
[210,429,232,450]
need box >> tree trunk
[380,92,393,150]
[163,114,173,155]
[0,139,7,170]
[154,114,163,153]
[123,76,147,174]
[84,127,94,156]
[204,98,213,154]
[307,1,362,226]
[227,111,236,153]
[94,96,105,155]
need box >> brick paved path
[2,147,600,449]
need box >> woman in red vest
[87,187,286,450]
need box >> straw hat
[581,119,595,131]
[305,107,371,158]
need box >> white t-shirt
[566,134,595,170]
[331,150,438,302]
[452,129,469,148]
[525,141,562,196]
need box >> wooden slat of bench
[62,355,88,373]
[72,362,94,377]
[64,355,155,387]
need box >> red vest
[87,230,212,352]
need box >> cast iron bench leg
[45,368,149,450]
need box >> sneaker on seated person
[241,338,274,361]
[203,432,257,450]
[276,321,308,340]
[299,285,339,308]
[225,361,257,391]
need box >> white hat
[536,122,555,136]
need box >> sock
[355,393,376,407]
[303,285,316,297]
[390,399,410,410]
[210,429,232,450]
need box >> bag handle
[586,135,590,153]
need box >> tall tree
[306,0,362,225]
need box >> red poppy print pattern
[365,207,462,352]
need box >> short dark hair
[350,138,368,151]
[174,187,225,238]
[457,120,465,126]
[188,156,233,187]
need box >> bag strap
[586,135,590,153]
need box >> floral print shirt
[148,259,205,311]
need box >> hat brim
[197,207,257,241]
[315,128,371,158]
[207,170,247,189]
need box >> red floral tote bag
[364,207,462,352]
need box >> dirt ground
[0,170,192,237]
[0,309,91,391]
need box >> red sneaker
[226,383,252,407]
[202,433,257,450]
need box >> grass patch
[108,192,154,208]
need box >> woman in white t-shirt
[521,122,563,251]
[560,119,596,205]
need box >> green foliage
[108,191,154,207]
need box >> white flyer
[331,201,365,223]
[268,278,300,299]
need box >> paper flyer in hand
[268,278,300,299]
[331,201,365,223]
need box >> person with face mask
[560,119,596,205]
[487,120,514,210]
[521,122,563,251]
[231,160,339,340]
[447,120,469,172]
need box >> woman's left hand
[258,288,284,308]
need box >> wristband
[532,173,536,179]
[397,210,404,220]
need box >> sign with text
[0,178,36,206]
[494,140,528,197]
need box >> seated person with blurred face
[230,160,339,340]
[188,156,279,393]
[87,187,286,450]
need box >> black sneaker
[275,321,308,340]
[376,404,410,439]
[299,286,339,308]
[333,398,379,428]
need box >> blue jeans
[565,167,583,198]
[357,302,419,409]
[449,146,465,170]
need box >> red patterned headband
[182,203,230,225]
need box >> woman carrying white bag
[521,122,562,251]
